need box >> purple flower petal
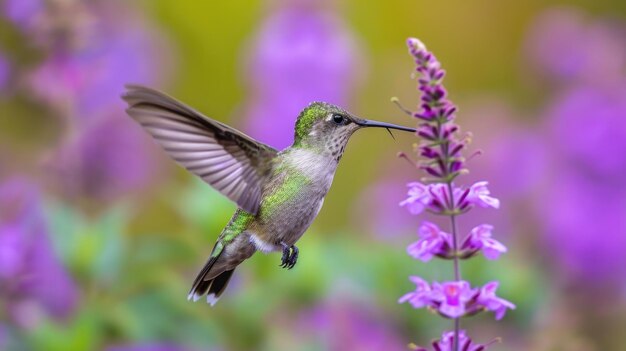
[430,330,492,351]
[467,181,500,209]
[477,281,515,320]
[464,224,507,260]
[428,183,451,209]
[407,221,452,261]
[398,276,432,309]
[400,182,432,215]
[430,281,476,319]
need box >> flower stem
[447,182,461,351]
[449,214,461,281]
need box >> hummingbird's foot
[280,243,299,270]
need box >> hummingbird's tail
[188,269,234,306]
[187,251,236,306]
[187,236,255,305]
[187,228,256,305]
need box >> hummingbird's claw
[280,243,299,269]
[288,246,298,270]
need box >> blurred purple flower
[415,330,495,351]
[525,6,626,85]
[105,344,187,351]
[0,178,78,325]
[0,53,9,91]
[460,224,507,260]
[545,85,626,178]
[242,4,359,149]
[0,225,25,280]
[27,7,167,120]
[49,114,158,201]
[407,222,452,261]
[19,2,170,201]
[527,7,626,290]
[299,301,406,351]
[2,0,43,30]
[539,171,626,284]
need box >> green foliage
[22,175,539,350]
[45,202,127,284]
[26,311,101,351]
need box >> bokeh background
[1,0,625,350]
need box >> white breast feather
[249,233,279,253]
[284,149,336,184]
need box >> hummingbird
[122,85,416,305]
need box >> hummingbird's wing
[122,85,277,215]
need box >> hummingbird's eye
[332,114,346,125]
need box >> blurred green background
[1,0,626,350]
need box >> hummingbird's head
[293,102,416,159]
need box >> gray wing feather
[122,84,277,215]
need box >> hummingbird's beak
[355,118,417,133]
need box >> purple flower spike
[407,222,453,261]
[461,224,507,260]
[430,281,476,319]
[466,181,500,209]
[399,276,433,309]
[400,182,432,215]
[399,38,511,348]
[407,38,469,184]
[477,282,516,320]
